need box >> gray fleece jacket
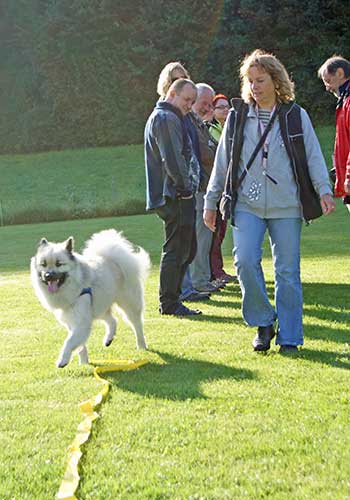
[204,104,332,219]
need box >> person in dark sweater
[144,78,202,316]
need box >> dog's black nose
[44,271,57,280]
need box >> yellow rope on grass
[57,359,148,500]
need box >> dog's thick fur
[30,229,150,368]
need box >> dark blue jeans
[155,197,197,313]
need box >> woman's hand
[320,193,336,215]
[203,209,217,232]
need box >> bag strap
[222,99,248,201]
[235,103,281,190]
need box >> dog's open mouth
[40,272,67,293]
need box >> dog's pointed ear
[39,238,48,247]
[65,236,74,254]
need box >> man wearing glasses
[318,56,350,212]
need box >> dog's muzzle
[40,271,67,293]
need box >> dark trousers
[210,208,227,279]
[155,197,197,313]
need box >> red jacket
[334,80,350,197]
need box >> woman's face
[248,65,276,108]
[213,98,229,125]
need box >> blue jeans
[190,192,213,288]
[180,267,196,300]
[232,211,303,346]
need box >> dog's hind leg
[117,300,147,350]
[101,310,117,347]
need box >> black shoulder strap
[278,102,301,137]
[222,99,249,199]
[279,102,323,221]
[278,102,302,164]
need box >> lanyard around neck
[256,105,278,184]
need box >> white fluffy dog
[30,229,150,368]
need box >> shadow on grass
[186,312,243,324]
[254,281,349,341]
[106,351,256,400]
[302,282,349,345]
[297,348,350,370]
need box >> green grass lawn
[0,125,335,226]
[1,202,350,500]
[0,144,146,225]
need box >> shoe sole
[252,333,275,352]
[253,344,271,352]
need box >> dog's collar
[80,287,93,302]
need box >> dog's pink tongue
[48,280,59,293]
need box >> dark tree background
[0,0,349,153]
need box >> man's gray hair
[318,55,350,79]
[196,83,215,96]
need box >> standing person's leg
[156,198,181,313]
[177,197,197,296]
[268,218,303,347]
[190,192,214,290]
[156,197,197,314]
[210,210,236,282]
[233,211,276,326]
[233,211,276,350]
[180,267,195,300]
[210,210,226,279]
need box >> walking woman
[204,49,335,353]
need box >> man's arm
[156,114,192,197]
[204,110,233,211]
[203,110,234,231]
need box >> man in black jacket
[144,78,201,316]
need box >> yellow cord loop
[57,359,148,500]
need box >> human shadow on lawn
[178,310,243,325]
[302,282,349,345]
[260,281,349,344]
[106,351,256,400]
[294,348,350,370]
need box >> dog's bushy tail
[83,229,151,282]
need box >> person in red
[207,94,237,283]
[318,56,350,211]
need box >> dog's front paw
[56,359,68,368]
[56,353,71,368]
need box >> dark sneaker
[211,278,226,289]
[196,283,221,293]
[217,273,238,284]
[252,325,275,352]
[173,304,202,316]
[183,292,210,302]
[279,345,298,354]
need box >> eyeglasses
[214,105,230,110]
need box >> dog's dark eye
[56,261,63,267]
[40,260,47,267]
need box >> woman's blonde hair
[157,62,190,98]
[240,49,295,104]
